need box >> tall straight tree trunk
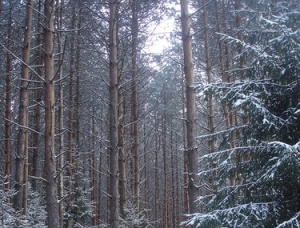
[74,6,82,181]
[154,114,160,225]
[4,1,12,193]
[181,70,189,215]
[14,0,34,214]
[180,0,198,216]
[108,0,119,227]
[44,0,59,226]
[131,0,140,211]
[214,0,225,82]
[170,131,177,227]
[203,0,215,153]
[162,90,169,228]
[91,106,97,226]
[56,0,65,226]
[31,0,42,192]
[118,80,126,219]
[143,120,150,220]
[66,4,77,228]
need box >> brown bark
[56,0,65,226]
[4,1,12,193]
[154,114,160,225]
[91,107,97,226]
[118,78,126,219]
[180,0,198,216]
[44,0,59,226]
[31,0,42,192]
[131,0,140,212]
[163,90,169,228]
[14,0,34,214]
[203,0,215,154]
[108,0,120,227]
[170,131,177,227]
[66,4,76,227]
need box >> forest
[0,0,300,227]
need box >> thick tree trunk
[66,4,76,227]
[180,0,198,216]
[131,0,140,212]
[14,0,34,214]
[31,0,42,192]
[203,0,215,154]
[118,82,126,219]
[44,0,59,226]
[108,0,119,227]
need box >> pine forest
[0,0,299,227]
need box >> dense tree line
[0,0,299,227]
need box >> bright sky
[146,18,174,54]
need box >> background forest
[0,0,299,227]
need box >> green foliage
[189,0,300,227]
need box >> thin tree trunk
[180,0,198,216]
[171,131,176,227]
[163,90,169,228]
[44,0,59,226]
[131,0,140,212]
[108,0,119,227]
[154,114,160,225]
[56,0,65,226]
[214,0,225,81]
[91,106,97,226]
[4,1,12,193]
[74,6,82,185]
[14,0,34,214]
[181,70,189,216]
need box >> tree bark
[118,78,126,219]
[31,0,42,192]
[180,0,198,216]
[44,0,59,226]
[108,0,119,227]
[14,0,34,214]
[163,90,169,228]
[4,0,12,193]
[131,0,140,212]
[203,0,215,153]
[56,0,65,226]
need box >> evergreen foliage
[188,0,300,227]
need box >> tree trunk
[180,0,198,216]
[91,106,97,226]
[131,0,140,212]
[181,70,189,216]
[203,0,215,154]
[154,114,160,225]
[163,90,169,228]
[56,0,65,226]
[31,0,42,192]
[44,0,59,226]
[4,1,12,193]
[118,79,126,219]
[108,0,119,227]
[66,4,76,227]
[14,0,34,214]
